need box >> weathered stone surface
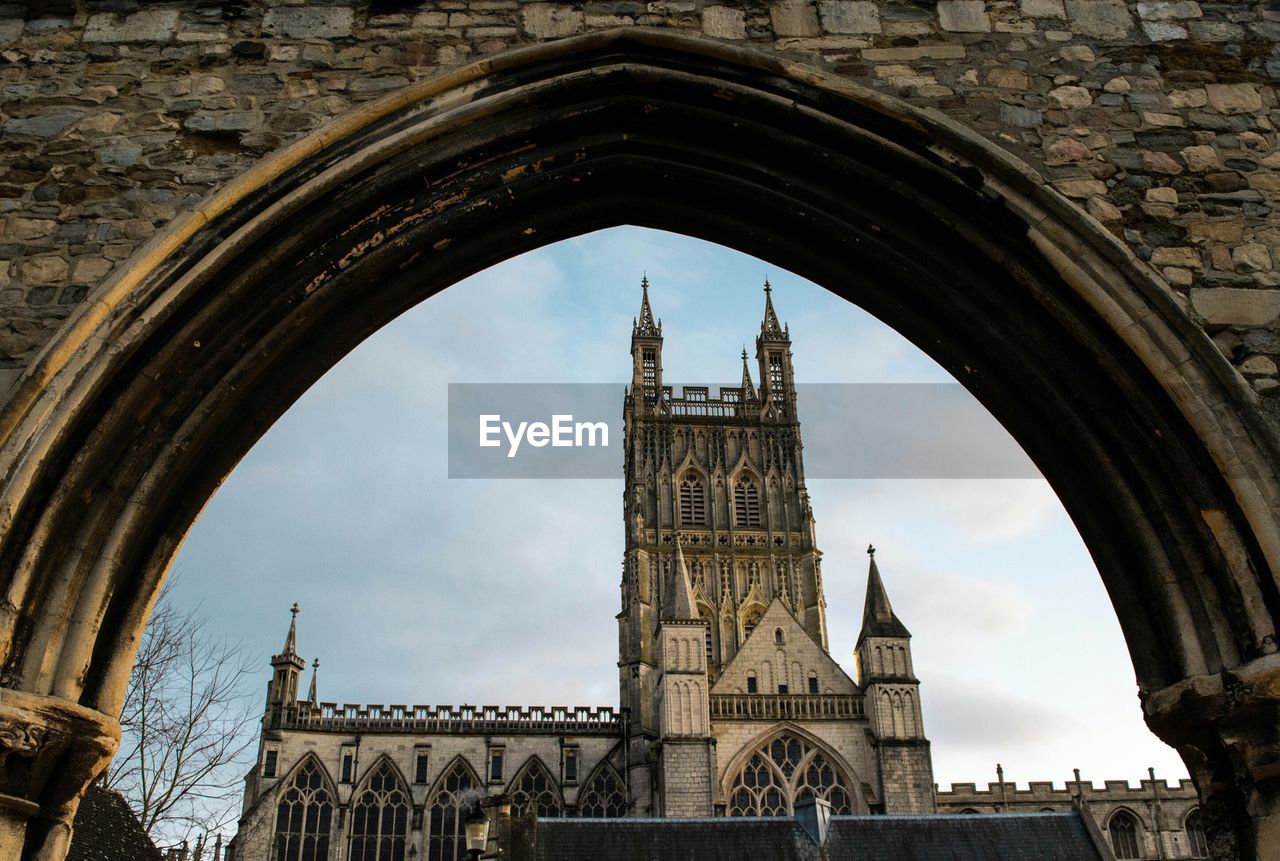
[987,68,1029,90]
[770,2,821,36]
[1048,85,1092,108]
[3,110,82,139]
[1141,20,1186,40]
[1151,246,1199,268]
[1063,0,1133,38]
[20,256,68,285]
[1191,288,1280,327]
[524,3,585,38]
[1181,145,1218,173]
[1142,150,1183,175]
[703,6,747,39]
[1136,1,1202,20]
[936,1,989,32]
[1020,0,1065,17]
[83,10,179,43]
[1233,244,1273,273]
[1206,84,1262,116]
[262,7,354,39]
[817,1,879,34]
[1046,138,1091,164]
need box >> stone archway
[0,28,1275,860]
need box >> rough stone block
[1136,1,1203,20]
[1142,21,1186,40]
[818,1,880,34]
[1232,244,1273,273]
[771,2,821,36]
[84,10,179,43]
[1190,288,1280,326]
[703,6,747,39]
[1054,178,1107,198]
[1181,145,1218,172]
[1206,84,1262,115]
[21,256,68,285]
[1151,247,1199,268]
[262,8,355,40]
[987,68,1030,89]
[3,110,82,138]
[1063,0,1132,38]
[1021,0,1065,17]
[1048,85,1092,108]
[523,4,585,38]
[937,1,989,32]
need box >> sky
[170,226,1191,791]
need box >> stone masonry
[0,1,1279,417]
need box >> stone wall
[938,777,1205,859]
[1,1,1279,407]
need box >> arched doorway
[0,29,1275,860]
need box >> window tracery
[427,759,480,861]
[274,758,334,861]
[1185,808,1208,858]
[680,476,706,526]
[1108,810,1142,859]
[509,759,563,819]
[349,761,409,861]
[734,479,761,527]
[726,733,855,817]
[578,765,627,818]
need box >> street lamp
[464,799,490,860]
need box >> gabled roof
[67,785,163,861]
[712,599,857,695]
[857,553,910,643]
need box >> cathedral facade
[228,282,935,860]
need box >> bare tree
[103,579,260,847]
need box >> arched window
[349,761,409,861]
[274,758,334,861]
[773,628,784,645]
[427,759,481,861]
[734,479,761,527]
[679,476,706,526]
[1185,808,1208,858]
[726,733,855,817]
[578,765,627,817]
[1108,810,1142,860]
[508,758,562,818]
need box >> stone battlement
[276,701,622,735]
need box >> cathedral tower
[854,548,936,813]
[620,278,831,815]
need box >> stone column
[1144,654,1280,861]
[0,687,120,861]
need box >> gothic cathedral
[229,281,936,861]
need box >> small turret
[740,348,757,400]
[854,547,936,814]
[267,604,306,719]
[755,280,795,414]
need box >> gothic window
[774,628,784,645]
[349,761,409,861]
[734,479,761,527]
[508,759,563,819]
[1108,810,1142,860]
[808,675,819,694]
[414,750,429,785]
[727,733,855,817]
[489,747,504,783]
[563,749,578,784]
[427,759,480,861]
[680,477,706,526]
[1186,809,1208,858]
[578,765,627,818]
[340,751,354,784]
[768,354,784,400]
[274,758,334,861]
[746,674,758,694]
[264,749,278,778]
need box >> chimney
[795,796,832,847]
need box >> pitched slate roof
[67,784,163,861]
[533,812,1108,861]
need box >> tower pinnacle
[858,549,911,641]
[760,278,785,337]
[281,603,299,657]
[740,348,757,398]
[662,540,698,621]
[634,275,661,337]
[307,658,319,704]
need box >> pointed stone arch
[349,756,411,861]
[425,756,483,861]
[0,26,1274,856]
[272,754,337,861]
[506,755,563,819]
[720,722,867,816]
[576,761,628,818]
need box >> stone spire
[634,274,661,337]
[277,603,299,660]
[662,540,698,621]
[307,658,319,703]
[858,545,911,641]
[760,278,785,338]
[740,348,757,399]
